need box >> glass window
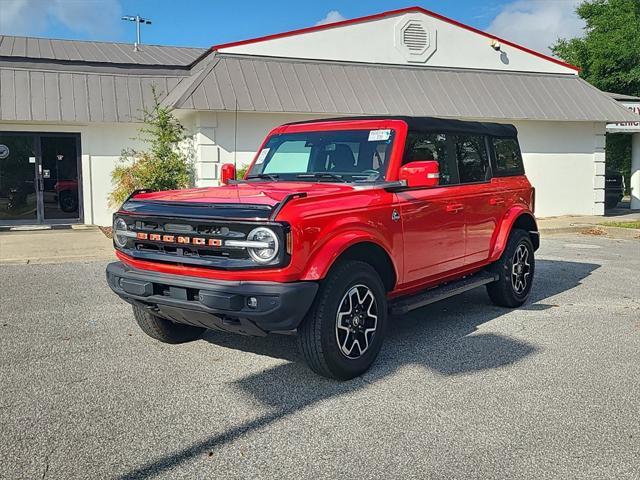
[263,141,310,173]
[404,132,457,185]
[454,135,490,183]
[248,129,395,182]
[493,138,524,176]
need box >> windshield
[246,129,396,183]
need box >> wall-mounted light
[491,39,502,51]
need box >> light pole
[121,15,152,51]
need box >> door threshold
[8,225,52,231]
[1,223,87,232]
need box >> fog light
[247,297,258,309]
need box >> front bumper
[106,262,318,336]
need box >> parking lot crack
[41,448,54,480]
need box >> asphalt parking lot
[1,234,639,479]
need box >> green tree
[552,0,640,193]
[109,89,193,206]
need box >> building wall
[513,121,606,216]
[1,114,605,227]
[220,11,576,75]
[191,112,606,217]
[184,111,326,187]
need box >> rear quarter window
[493,138,524,176]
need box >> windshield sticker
[368,129,391,142]
[255,148,270,164]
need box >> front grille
[115,215,288,269]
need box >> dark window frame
[401,130,498,189]
[451,133,493,185]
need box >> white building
[1,6,638,227]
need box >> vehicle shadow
[119,259,598,479]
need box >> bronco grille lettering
[135,231,224,247]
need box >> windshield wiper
[295,173,348,183]
[246,173,280,181]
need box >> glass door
[0,134,38,223]
[40,136,81,221]
[0,133,82,225]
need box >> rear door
[451,134,505,265]
[399,132,466,284]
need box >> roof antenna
[121,15,152,51]
[233,97,238,172]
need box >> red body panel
[116,118,536,298]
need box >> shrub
[236,165,249,180]
[109,89,193,206]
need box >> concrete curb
[0,253,116,266]
[540,225,640,239]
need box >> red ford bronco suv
[107,116,538,380]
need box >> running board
[390,271,499,315]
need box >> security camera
[491,39,502,51]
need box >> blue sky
[0,0,584,55]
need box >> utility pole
[121,15,152,51]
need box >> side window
[404,132,457,185]
[493,138,524,176]
[454,135,490,184]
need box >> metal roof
[605,92,640,102]
[0,35,206,66]
[170,54,639,123]
[0,67,187,122]
[1,45,638,124]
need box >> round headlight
[113,217,129,248]
[247,227,279,264]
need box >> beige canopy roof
[166,53,640,123]
[1,34,638,124]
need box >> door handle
[446,203,464,213]
[489,197,505,206]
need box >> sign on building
[607,102,640,133]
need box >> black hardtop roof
[286,116,518,138]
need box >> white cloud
[315,10,346,26]
[0,0,123,39]
[486,0,585,55]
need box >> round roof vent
[402,22,428,52]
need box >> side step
[390,271,499,315]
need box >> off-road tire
[298,260,388,380]
[132,305,205,344]
[486,228,535,308]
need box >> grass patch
[601,221,640,229]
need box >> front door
[0,133,81,225]
[398,187,467,284]
[399,132,466,285]
[40,136,81,222]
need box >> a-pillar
[632,133,640,209]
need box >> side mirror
[398,160,440,188]
[220,163,236,185]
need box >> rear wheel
[132,305,205,344]
[486,229,535,307]
[298,260,387,380]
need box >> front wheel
[132,305,205,344]
[298,260,388,380]
[486,229,535,307]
